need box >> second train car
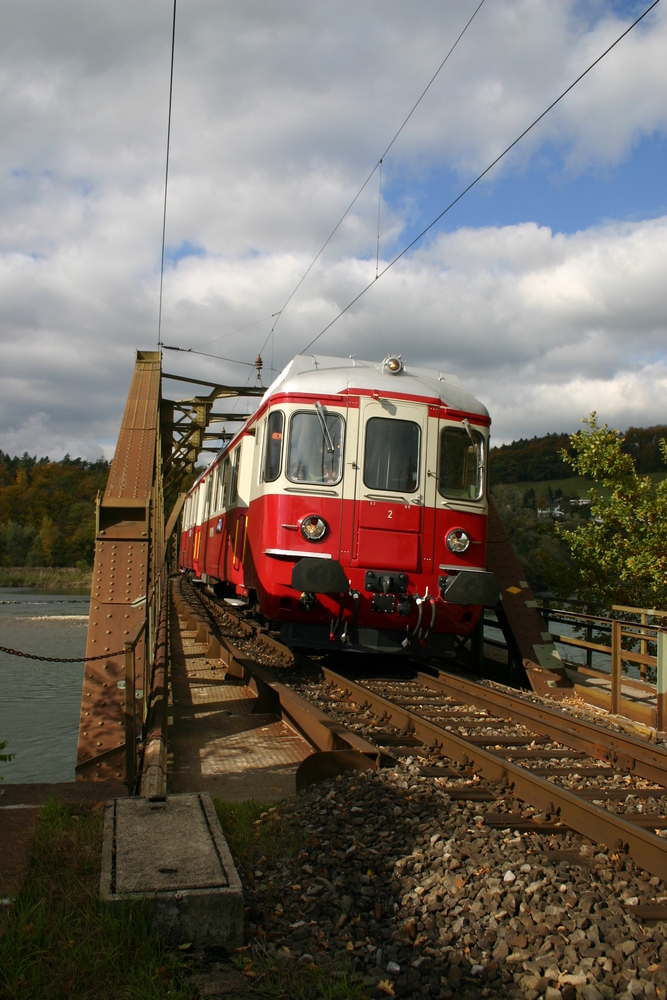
[179,354,499,655]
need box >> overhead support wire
[376,159,383,280]
[157,0,177,350]
[261,0,487,354]
[300,0,662,356]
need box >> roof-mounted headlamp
[384,355,403,374]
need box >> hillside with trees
[491,421,667,600]
[0,452,109,569]
[490,425,667,485]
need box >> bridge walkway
[167,593,311,800]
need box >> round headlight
[385,355,403,374]
[446,528,470,554]
[301,515,328,541]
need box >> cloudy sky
[1,0,665,461]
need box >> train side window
[286,409,344,485]
[203,476,212,520]
[438,426,484,500]
[197,482,206,523]
[229,447,241,504]
[363,418,420,493]
[211,466,220,513]
[220,458,230,508]
[263,410,284,482]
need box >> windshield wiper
[463,417,484,477]
[315,401,335,453]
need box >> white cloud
[0,1,666,459]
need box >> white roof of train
[191,354,489,485]
[262,355,490,419]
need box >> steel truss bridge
[76,350,568,791]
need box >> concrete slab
[101,792,243,948]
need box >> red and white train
[179,354,499,655]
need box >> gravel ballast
[235,761,667,1000]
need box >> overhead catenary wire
[192,312,280,351]
[261,0,487,358]
[162,344,257,367]
[300,0,662,356]
[157,0,178,350]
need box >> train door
[339,394,359,568]
[352,398,429,572]
[227,445,246,575]
[192,480,205,575]
[198,473,213,576]
[204,464,221,577]
[422,405,440,577]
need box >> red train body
[178,355,499,655]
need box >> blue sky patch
[165,240,207,266]
[379,130,667,254]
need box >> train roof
[261,354,490,419]
[190,354,489,488]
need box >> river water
[0,588,89,784]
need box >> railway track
[176,574,667,888]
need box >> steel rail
[320,665,667,882]
[415,670,667,786]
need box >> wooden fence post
[640,611,647,681]
[658,628,667,733]
[611,619,621,715]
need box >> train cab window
[286,409,344,485]
[364,418,420,493]
[229,447,241,504]
[438,425,484,500]
[263,411,284,482]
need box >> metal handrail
[484,603,667,730]
[124,617,147,790]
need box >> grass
[1,796,364,999]
[0,798,196,1000]
[213,798,306,871]
[0,566,92,589]
[234,953,367,1000]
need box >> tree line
[489,424,667,485]
[0,452,109,569]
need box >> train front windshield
[363,418,420,493]
[438,426,484,500]
[287,410,344,484]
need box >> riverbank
[0,567,92,590]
